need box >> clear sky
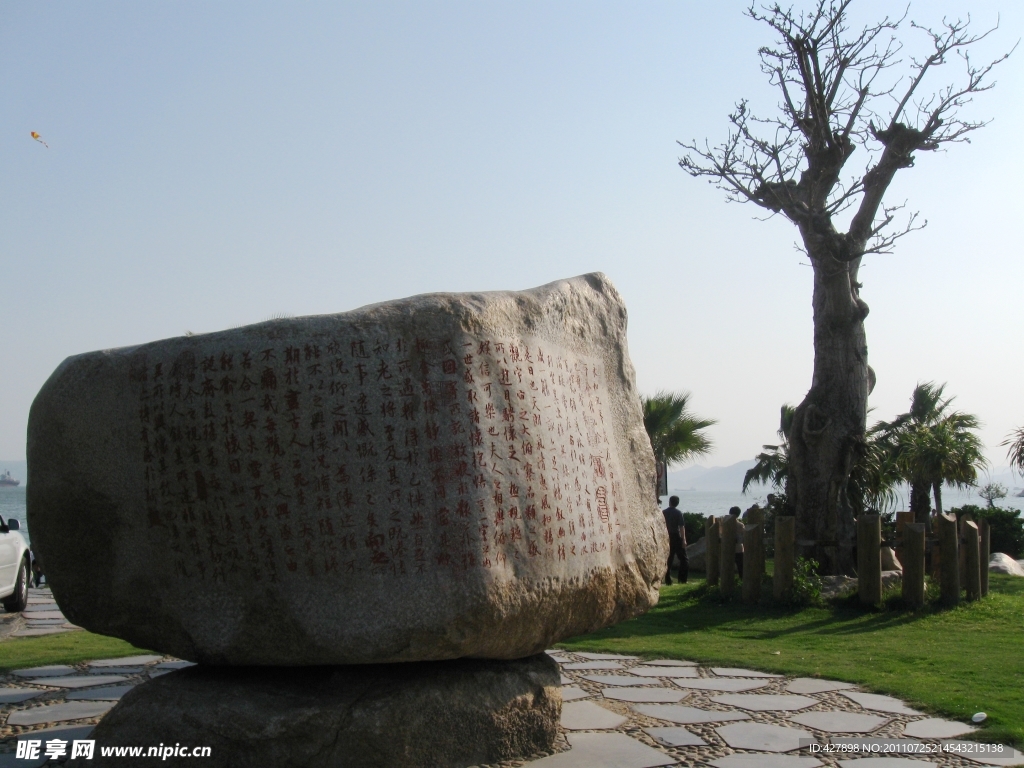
[2,1,1021,470]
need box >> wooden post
[719,516,737,598]
[706,516,720,587]
[964,520,981,602]
[958,514,972,589]
[937,512,960,606]
[902,523,926,608]
[895,511,914,571]
[857,514,882,606]
[980,519,991,598]
[742,523,763,603]
[774,516,795,599]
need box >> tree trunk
[932,481,944,517]
[788,243,869,576]
[910,481,932,525]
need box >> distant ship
[0,470,19,487]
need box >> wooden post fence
[964,519,981,602]
[902,523,926,608]
[937,512,960,606]
[719,516,737,598]
[706,516,720,588]
[742,522,763,603]
[980,519,991,598]
[857,514,882,606]
[895,511,914,572]
[774,516,795,599]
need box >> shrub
[780,557,823,606]
[681,512,707,545]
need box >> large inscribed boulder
[29,273,664,664]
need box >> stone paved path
[498,651,1024,768]
[0,638,1019,766]
[1,588,81,641]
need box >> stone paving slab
[709,756,824,768]
[526,732,676,767]
[563,661,623,670]
[154,660,197,669]
[560,701,627,730]
[712,667,784,678]
[672,678,771,692]
[630,704,751,724]
[31,674,129,688]
[7,700,114,726]
[837,760,940,766]
[17,614,65,626]
[580,674,659,687]
[904,719,978,738]
[572,653,639,661]
[601,688,689,703]
[787,678,859,695]
[717,721,814,752]
[790,709,888,733]
[86,666,144,675]
[66,685,137,701]
[711,693,817,711]
[639,659,696,667]
[560,686,591,702]
[841,691,923,716]
[21,604,60,612]
[642,726,705,746]
[12,665,75,678]
[630,666,698,678]
[0,687,48,704]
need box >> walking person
[663,496,688,584]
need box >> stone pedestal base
[70,655,560,768]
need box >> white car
[0,516,30,612]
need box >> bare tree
[679,1,1013,574]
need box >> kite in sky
[30,131,49,148]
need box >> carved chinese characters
[136,335,626,586]
[28,273,665,664]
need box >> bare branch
[680,1,1012,264]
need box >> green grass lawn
[558,574,1024,747]
[0,632,155,672]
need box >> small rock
[989,553,1024,577]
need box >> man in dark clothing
[728,506,743,578]
[663,496,688,584]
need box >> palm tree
[742,405,794,493]
[1003,426,1024,475]
[875,383,987,521]
[641,392,716,495]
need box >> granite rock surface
[28,273,665,664]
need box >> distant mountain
[668,461,762,493]
[666,461,1023,500]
